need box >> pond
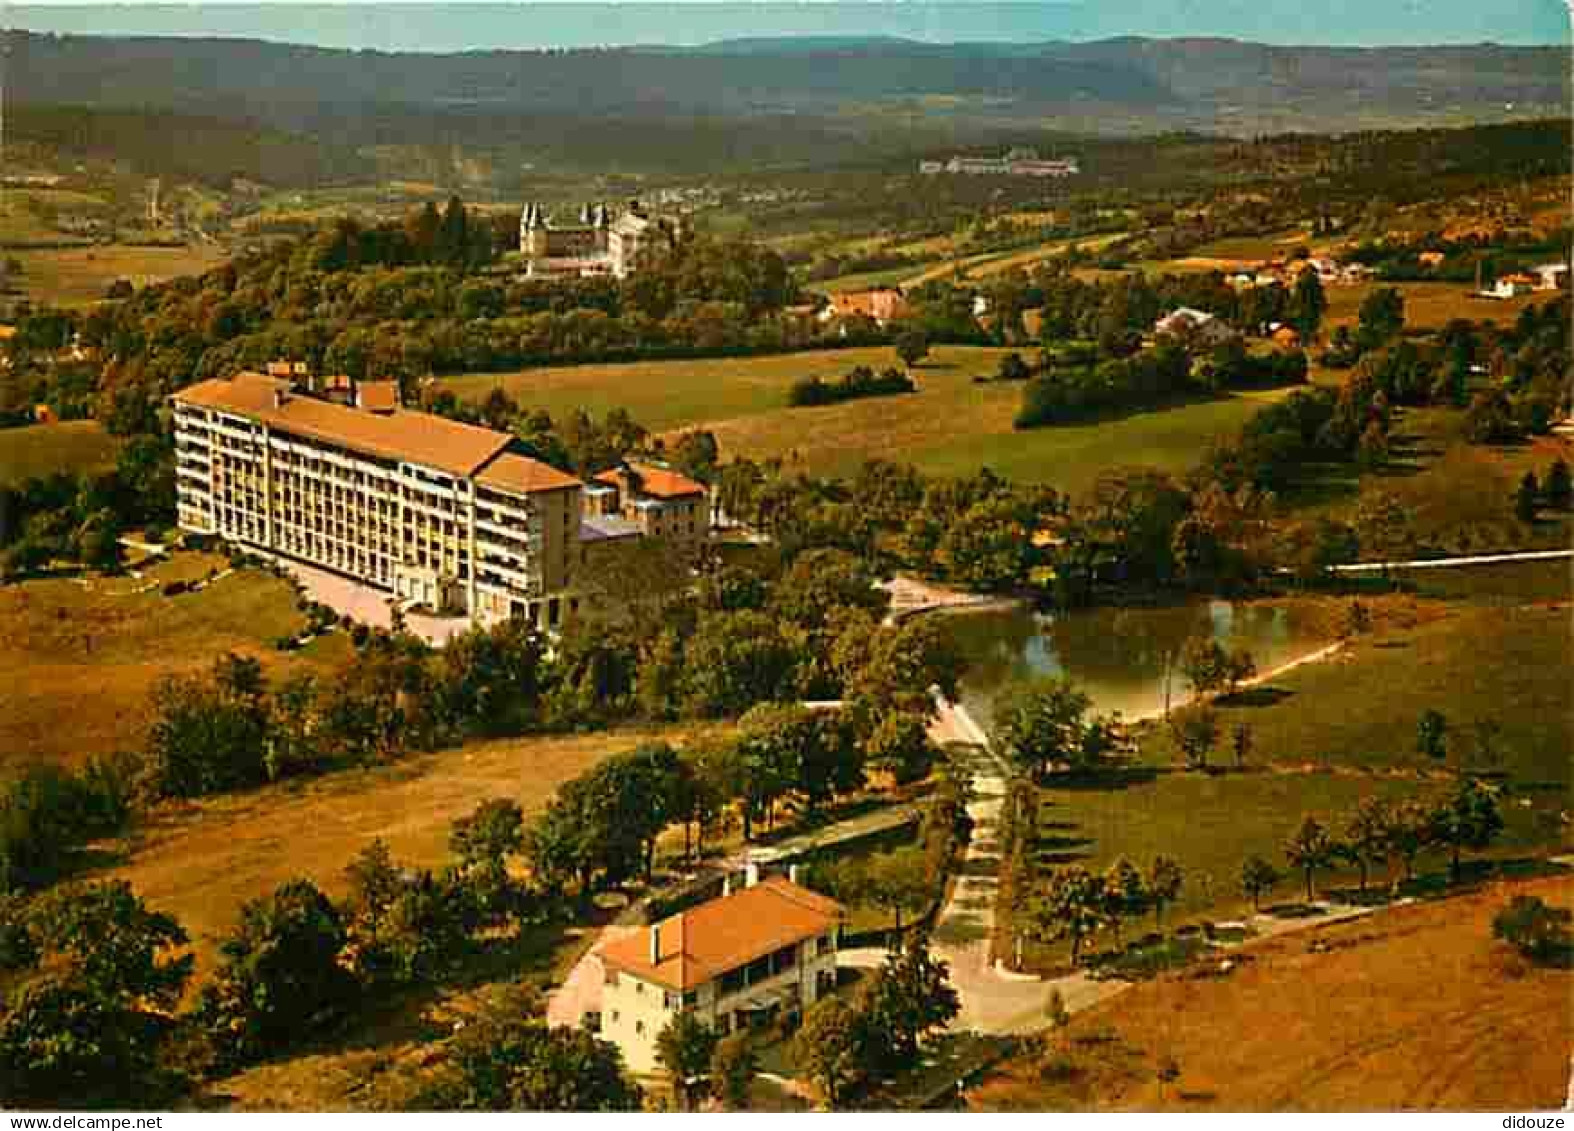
[946,599,1329,728]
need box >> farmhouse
[821,288,911,326]
[1154,307,1241,350]
[170,370,706,632]
[1534,263,1570,291]
[598,877,844,1074]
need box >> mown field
[1141,598,1572,787]
[8,242,228,307]
[449,346,1297,491]
[973,872,1573,1111]
[0,551,350,772]
[0,419,123,486]
[998,578,1571,962]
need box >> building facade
[597,878,844,1075]
[588,461,709,556]
[172,371,701,631]
[518,200,686,279]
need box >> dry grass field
[971,873,1573,1111]
[1322,280,1556,331]
[0,419,124,486]
[9,243,228,307]
[0,552,347,772]
[106,722,727,983]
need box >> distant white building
[1534,263,1570,291]
[1154,307,1240,349]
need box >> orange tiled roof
[356,380,400,412]
[595,461,706,499]
[599,878,843,992]
[477,452,582,496]
[172,372,512,477]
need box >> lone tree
[1231,722,1253,770]
[1415,710,1449,765]
[1146,856,1184,931]
[1428,778,1504,882]
[1515,470,1540,523]
[655,1011,719,1111]
[1102,857,1148,945]
[1545,457,1572,510]
[1239,855,1281,911]
[1170,705,1221,770]
[1341,797,1393,894]
[1031,866,1110,965]
[710,1033,759,1111]
[793,996,867,1109]
[894,326,930,369]
[866,846,934,938]
[1284,816,1339,903]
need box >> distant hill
[6,31,1566,130]
[4,31,1568,184]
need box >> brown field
[1322,280,1557,331]
[10,243,228,307]
[107,723,728,981]
[971,873,1574,1111]
[0,419,123,486]
[0,552,347,772]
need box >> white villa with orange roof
[597,877,844,1074]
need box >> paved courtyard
[277,557,474,646]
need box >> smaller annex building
[598,877,844,1074]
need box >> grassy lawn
[0,551,345,772]
[9,243,228,307]
[1025,770,1472,934]
[0,419,123,486]
[972,873,1572,1111]
[1140,600,1572,788]
[1279,401,1574,555]
[449,345,1298,490]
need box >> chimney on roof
[745,862,759,889]
[788,864,801,886]
[722,874,732,898]
[650,922,661,965]
[272,386,289,409]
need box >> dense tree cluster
[787,365,915,408]
[793,937,959,1108]
[0,435,175,580]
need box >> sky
[4,0,1570,50]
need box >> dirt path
[1125,639,1346,726]
[1331,548,1573,572]
[922,693,1432,1037]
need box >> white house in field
[597,876,844,1075]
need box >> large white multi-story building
[170,370,706,631]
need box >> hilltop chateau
[171,366,706,633]
[518,200,687,280]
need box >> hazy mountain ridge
[7,31,1566,125]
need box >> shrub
[198,879,358,1070]
[1493,895,1572,964]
